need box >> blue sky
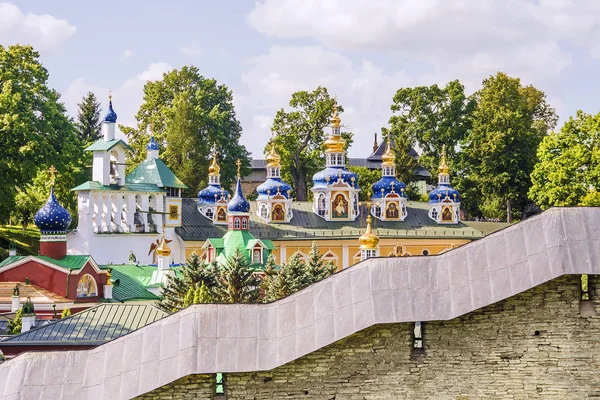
[2,0,600,158]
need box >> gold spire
[208,143,220,176]
[438,145,449,176]
[48,165,57,187]
[359,215,379,250]
[108,90,112,102]
[324,99,347,153]
[105,268,112,286]
[236,159,241,178]
[155,232,172,257]
[381,135,395,167]
[266,141,281,168]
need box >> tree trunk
[295,174,308,201]
[506,199,512,223]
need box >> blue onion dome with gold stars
[104,96,117,123]
[257,143,292,199]
[429,148,460,203]
[372,177,407,199]
[312,168,359,190]
[146,136,159,150]
[198,148,229,205]
[34,168,72,234]
[228,160,250,213]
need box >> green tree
[213,249,261,303]
[61,308,71,319]
[0,45,82,222]
[529,111,600,209]
[457,72,557,219]
[183,286,195,308]
[348,167,381,201]
[388,80,474,175]
[121,66,250,196]
[270,87,353,201]
[76,92,102,144]
[7,309,22,334]
[193,281,212,304]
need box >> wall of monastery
[138,274,600,400]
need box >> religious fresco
[217,207,227,222]
[386,202,400,219]
[168,204,179,220]
[271,204,285,221]
[76,274,98,298]
[442,206,453,221]
[331,193,349,219]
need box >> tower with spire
[197,144,230,225]
[311,100,361,221]
[34,166,72,259]
[359,215,379,261]
[370,135,408,221]
[428,146,461,224]
[256,140,293,223]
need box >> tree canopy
[121,66,250,196]
[269,87,353,201]
[529,111,600,209]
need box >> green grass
[0,225,40,256]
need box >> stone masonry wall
[138,275,600,400]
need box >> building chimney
[20,297,36,332]
[103,268,113,300]
[8,241,16,257]
[11,284,20,312]
[373,133,378,153]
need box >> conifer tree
[76,92,102,144]
[213,249,261,303]
[306,241,332,283]
[183,286,195,308]
[7,309,22,334]
[193,281,212,304]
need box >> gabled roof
[204,238,224,249]
[0,303,167,347]
[105,264,162,302]
[84,139,132,152]
[71,181,166,193]
[0,255,92,271]
[0,282,71,304]
[246,239,275,251]
[126,158,187,189]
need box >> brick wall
[138,275,600,400]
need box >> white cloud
[180,43,201,58]
[0,2,76,51]
[238,45,411,157]
[120,49,132,62]
[63,62,174,138]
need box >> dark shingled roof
[176,199,510,242]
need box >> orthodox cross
[236,159,241,178]
[48,165,57,186]
[109,90,113,102]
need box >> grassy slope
[0,225,40,256]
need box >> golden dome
[208,144,220,176]
[359,215,379,250]
[438,144,449,176]
[266,142,281,167]
[156,236,172,257]
[324,135,347,153]
[381,137,395,167]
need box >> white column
[140,195,149,232]
[113,194,123,232]
[116,150,126,186]
[11,296,20,312]
[94,193,103,233]
[22,316,35,332]
[102,121,115,141]
[279,246,287,264]
[342,245,349,269]
[126,194,136,232]
[155,194,164,229]
[157,254,170,271]
[102,194,112,232]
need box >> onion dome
[266,142,281,168]
[359,216,379,250]
[155,236,172,257]
[34,186,72,234]
[371,177,407,199]
[147,136,159,150]
[104,95,117,123]
[198,186,229,205]
[324,102,346,153]
[312,167,359,190]
[208,145,220,176]
[429,185,460,203]
[228,160,250,213]
[381,139,395,167]
[257,178,292,200]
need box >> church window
[234,218,240,229]
[431,208,438,220]
[413,322,424,350]
[422,250,429,256]
[215,373,225,395]
[208,248,214,262]
[252,248,262,264]
[76,274,98,298]
[242,218,248,229]
[364,249,376,259]
[228,217,233,229]
[260,204,268,220]
[317,194,326,216]
[206,208,214,219]
[353,194,359,215]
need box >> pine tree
[213,249,261,303]
[263,252,308,301]
[306,241,329,284]
[193,281,212,304]
[183,286,195,308]
[76,91,102,144]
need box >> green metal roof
[245,239,275,251]
[214,230,273,266]
[0,303,167,346]
[126,158,187,189]
[207,238,224,249]
[84,139,132,152]
[0,255,91,271]
[177,199,511,242]
[104,264,161,301]
[71,181,167,193]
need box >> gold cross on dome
[109,90,113,102]
[48,165,57,186]
[236,159,241,177]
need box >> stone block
[257,338,277,371]
[120,332,143,373]
[42,353,67,385]
[277,333,296,365]
[411,289,432,321]
[489,267,512,303]
[197,304,218,338]
[523,214,545,256]
[562,208,588,242]
[157,356,179,389]
[451,284,473,318]
[137,361,158,395]
[389,258,410,290]
[237,338,258,372]
[392,289,413,321]
[333,304,354,341]
[485,233,508,272]
[313,280,333,320]
[140,323,160,364]
[467,240,489,281]
[430,290,451,320]
[295,290,315,329]
[64,351,87,384]
[100,375,121,400]
[314,315,334,349]
[436,261,450,291]
[215,337,238,371]
[408,261,429,289]
[333,271,352,309]
[103,340,125,379]
[238,304,259,338]
[509,261,532,294]
[217,305,240,338]
[353,298,374,332]
[19,384,43,400]
[505,226,527,267]
[528,249,552,286]
[350,266,371,304]
[258,304,277,340]
[177,346,198,377]
[295,324,315,358]
[118,368,140,400]
[372,290,394,323]
[178,311,198,349]
[566,240,593,274]
[542,209,564,248]
[83,349,105,388]
[471,275,492,310]
[277,299,296,338]
[370,262,391,291]
[448,251,469,288]
[197,337,217,372]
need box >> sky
[2,0,600,158]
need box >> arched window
[205,208,214,219]
[317,194,326,216]
[242,218,248,229]
[260,204,268,220]
[234,218,240,229]
[431,208,438,220]
[374,205,382,218]
[252,249,262,264]
[76,274,98,298]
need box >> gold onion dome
[324,101,346,153]
[381,137,395,167]
[156,236,172,257]
[438,145,449,176]
[266,142,281,167]
[359,215,379,250]
[208,145,220,176]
